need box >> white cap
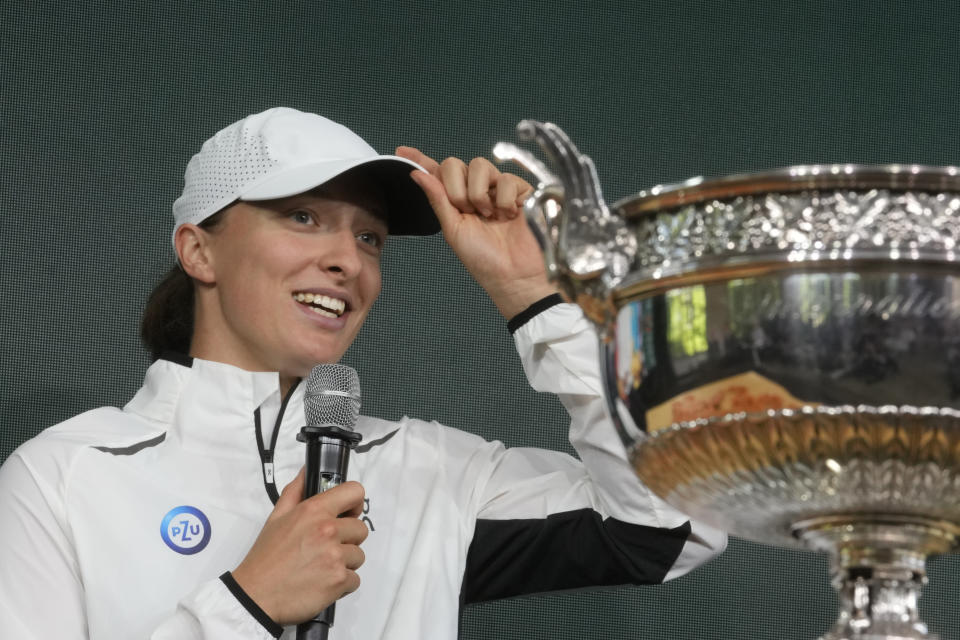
[171,107,439,244]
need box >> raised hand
[397,146,558,319]
[231,468,368,626]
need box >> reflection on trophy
[495,123,960,639]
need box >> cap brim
[240,156,440,236]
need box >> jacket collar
[122,356,399,461]
[124,356,299,457]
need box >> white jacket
[0,302,725,639]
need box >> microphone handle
[296,426,362,640]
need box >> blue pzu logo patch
[160,506,211,555]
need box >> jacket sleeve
[461,300,727,603]
[0,450,278,640]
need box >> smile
[293,292,347,318]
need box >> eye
[289,210,314,225]
[356,230,384,249]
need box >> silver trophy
[495,122,960,640]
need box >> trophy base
[795,515,960,639]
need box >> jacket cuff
[219,571,283,638]
[507,293,565,334]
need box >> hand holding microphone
[231,364,365,635]
[296,365,363,640]
[232,474,366,626]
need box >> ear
[175,223,217,285]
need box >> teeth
[292,292,347,316]
[309,306,338,318]
[321,295,344,312]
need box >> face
[186,176,388,378]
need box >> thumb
[409,170,462,233]
[271,466,306,517]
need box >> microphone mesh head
[304,364,361,429]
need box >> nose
[318,228,363,280]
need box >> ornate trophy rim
[613,165,960,296]
[614,163,960,216]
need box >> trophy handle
[493,121,637,334]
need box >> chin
[290,350,345,375]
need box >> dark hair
[140,265,195,361]
[140,211,226,361]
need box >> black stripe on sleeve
[219,571,283,638]
[462,509,692,603]
[92,433,166,456]
[355,429,399,453]
[507,293,565,335]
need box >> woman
[0,107,725,639]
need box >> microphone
[296,364,363,640]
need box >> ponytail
[140,265,195,361]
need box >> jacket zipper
[254,379,301,505]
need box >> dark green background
[3,1,958,638]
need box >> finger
[408,171,461,233]
[514,175,534,204]
[331,481,365,516]
[467,157,501,218]
[439,157,474,214]
[336,517,371,545]
[494,174,524,218]
[340,569,361,596]
[304,481,365,518]
[338,493,366,520]
[325,563,361,600]
[272,466,306,516]
[341,544,366,571]
[395,146,440,174]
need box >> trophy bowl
[495,123,960,639]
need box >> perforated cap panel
[173,115,281,227]
[171,108,377,229]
